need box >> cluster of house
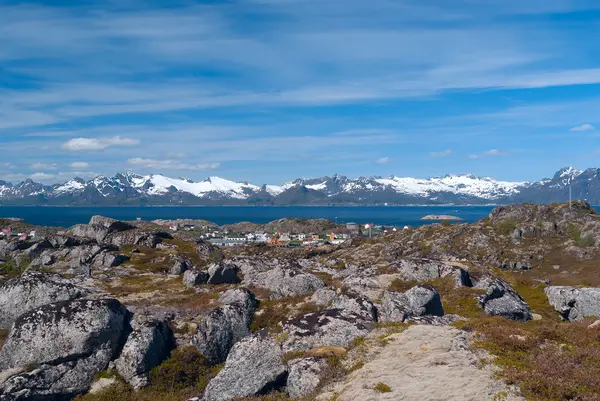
[0,227,36,241]
[201,230,353,247]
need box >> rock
[183,269,210,288]
[193,288,258,364]
[311,288,377,321]
[286,357,326,399]
[379,285,444,323]
[588,320,600,329]
[280,309,375,352]
[207,262,240,285]
[245,266,325,300]
[545,286,600,322]
[114,314,173,389]
[89,215,136,232]
[0,299,128,399]
[201,335,286,401]
[0,271,88,329]
[22,240,53,259]
[532,313,543,321]
[421,215,463,221]
[92,251,130,270]
[475,277,532,322]
[394,259,472,287]
[170,255,192,275]
[196,240,223,264]
[106,230,171,249]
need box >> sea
[0,206,496,228]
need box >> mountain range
[0,167,595,206]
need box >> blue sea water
[0,206,496,228]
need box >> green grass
[373,382,392,393]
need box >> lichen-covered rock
[545,286,600,321]
[193,288,258,364]
[244,266,325,300]
[196,240,223,264]
[183,269,210,288]
[0,271,88,329]
[395,259,472,287]
[475,277,532,322]
[311,288,377,321]
[280,309,375,352]
[286,357,326,399]
[207,263,240,285]
[91,251,130,270]
[379,285,444,323]
[114,314,173,389]
[201,335,286,401]
[89,215,136,232]
[169,255,192,275]
[0,299,128,400]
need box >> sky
[2,0,600,185]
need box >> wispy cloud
[62,136,140,152]
[127,158,220,171]
[570,123,595,132]
[29,163,58,171]
[376,157,391,165]
[468,149,510,159]
[69,162,90,169]
[429,149,453,158]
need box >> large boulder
[475,277,532,322]
[89,215,136,232]
[193,288,258,364]
[169,255,192,276]
[114,314,173,389]
[0,299,128,400]
[207,263,240,285]
[0,271,88,329]
[286,357,327,399]
[201,335,286,401]
[545,286,600,321]
[183,269,210,288]
[196,241,223,265]
[311,288,377,321]
[280,308,375,352]
[244,266,325,300]
[394,259,472,287]
[379,285,444,323]
[91,251,130,270]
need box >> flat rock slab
[320,325,522,401]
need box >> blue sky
[2,0,600,185]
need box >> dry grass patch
[251,297,320,333]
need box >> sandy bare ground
[318,325,523,401]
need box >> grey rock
[202,335,286,401]
[311,288,377,321]
[183,269,210,288]
[207,263,240,285]
[244,266,325,300]
[286,357,326,399]
[91,251,130,270]
[169,255,192,275]
[280,308,375,352]
[545,286,600,321]
[0,299,128,399]
[114,314,173,389]
[379,285,444,323]
[475,277,532,322]
[395,259,472,287]
[310,288,337,306]
[0,271,88,329]
[196,241,223,264]
[89,215,136,232]
[194,288,258,364]
[22,240,53,259]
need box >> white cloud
[376,157,390,164]
[468,149,510,159]
[429,149,453,158]
[570,123,595,132]
[62,136,140,152]
[127,158,220,171]
[29,163,58,170]
[69,162,90,169]
[29,172,57,181]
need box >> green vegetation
[373,382,392,393]
[388,278,418,293]
[496,220,518,235]
[566,223,595,247]
[250,298,320,333]
[0,257,31,277]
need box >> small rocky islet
[1,201,600,400]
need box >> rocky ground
[1,201,600,401]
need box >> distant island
[421,215,463,221]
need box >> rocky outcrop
[311,288,377,321]
[244,266,325,299]
[196,241,223,264]
[280,308,375,352]
[193,288,258,364]
[183,269,210,288]
[207,262,240,285]
[71,216,171,248]
[114,314,173,389]
[286,357,327,399]
[170,255,192,275]
[91,251,130,270]
[545,286,600,321]
[394,259,472,287]
[475,277,532,322]
[0,299,128,400]
[379,285,444,323]
[201,335,286,401]
[0,271,88,329]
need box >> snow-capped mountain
[0,168,597,205]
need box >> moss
[496,220,518,235]
[373,382,392,393]
[388,279,418,292]
[0,329,8,349]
